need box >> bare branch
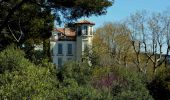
[8,25,20,42]
[0,0,28,33]
[18,18,23,41]
[0,0,4,4]
[7,18,23,42]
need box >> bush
[0,45,154,99]
[57,61,93,85]
[91,66,153,99]
[147,68,170,100]
[56,61,113,99]
[0,46,58,99]
[111,66,153,99]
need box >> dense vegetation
[0,46,153,99]
[90,10,170,99]
[0,0,170,100]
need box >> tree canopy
[0,0,113,34]
[0,0,113,61]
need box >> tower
[50,20,95,67]
[75,20,95,61]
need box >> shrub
[147,68,170,100]
[0,46,58,99]
[91,66,153,99]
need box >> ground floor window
[58,57,62,67]
[67,58,72,61]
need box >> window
[58,43,63,54]
[53,33,57,36]
[90,26,93,35]
[67,44,72,55]
[85,26,88,35]
[67,58,72,61]
[78,26,82,36]
[83,26,88,35]
[58,58,62,67]
[82,41,88,52]
[58,33,62,37]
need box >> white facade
[50,20,95,67]
[51,41,76,67]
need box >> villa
[50,20,95,67]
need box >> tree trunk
[43,38,51,61]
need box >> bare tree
[146,13,168,73]
[162,10,170,68]
[126,11,147,73]
[127,11,170,74]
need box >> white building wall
[51,41,76,67]
[76,36,82,62]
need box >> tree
[93,22,133,67]
[126,11,149,73]
[112,66,153,100]
[0,45,114,99]
[0,0,113,61]
[0,45,58,99]
[91,65,153,99]
[0,0,54,61]
[126,11,170,74]
[91,32,112,66]
[0,0,113,34]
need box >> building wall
[76,36,82,62]
[51,41,76,67]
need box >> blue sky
[83,0,170,28]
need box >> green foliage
[0,1,54,45]
[0,45,25,73]
[56,61,113,99]
[92,66,153,99]
[111,66,153,100]
[57,79,105,100]
[0,46,58,99]
[0,45,154,99]
[0,47,113,99]
[147,68,170,100]
[57,61,92,85]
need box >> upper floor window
[78,26,82,36]
[67,44,72,55]
[58,43,63,54]
[53,33,57,36]
[83,26,88,35]
[58,33,62,37]
[90,26,93,35]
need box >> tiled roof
[54,28,76,37]
[76,20,95,25]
